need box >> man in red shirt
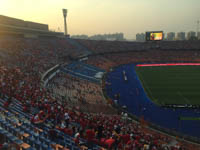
[125,137,136,150]
[86,127,95,149]
[105,137,115,149]
[121,132,130,145]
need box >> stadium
[0,7,200,150]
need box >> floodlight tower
[62,9,68,36]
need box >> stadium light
[62,9,68,36]
[197,20,200,39]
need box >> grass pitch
[135,65,200,105]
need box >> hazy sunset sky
[0,0,199,39]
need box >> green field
[135,65,200,105]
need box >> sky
[0,0,199,39]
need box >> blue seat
[35,142,42,150]
[23,137,29,144]
[14,139,23,145]
[26,147,37,150]
[65,138,71,145]
[7,135,17,143]
[73,146,80,150]
[6,132,13,138]
[47,146,54,150]
[35,137,41,145]
[59,140,66,147]
[1,121,7,128]
[28,135,35,146]
[66,143,72,149]
[0,129,8,135]
[11,127,18,135]
[16,128,23,136]
[44,139,51,147]
[7,124,12,133]
[20,125,26,131]
[41,143,48,149]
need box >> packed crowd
[85,56,116,71]
[0,37,78,107]
[85,50,200,71]
[76,39,144,53]
[77,39,200,54]
[0,37,200,149]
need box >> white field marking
[137,71,157,102]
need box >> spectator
[86,127,95,149]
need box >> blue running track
[106,64,200,138]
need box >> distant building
[177,32,186,40]
[72,33,125,41]
[167,32,175,41]
[71,35,89,39]
[136,33,145,42]
[197,32,200,40]
[163,33,166,40]
[187,31,196,40]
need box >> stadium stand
[84,49,200,70]
[61,61,105,83]
[75,39,200,54]
[48,72,106,104]
[0,35,200,150]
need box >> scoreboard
[146,31,163,41]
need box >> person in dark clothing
[4,97,12,109]
[97,124,103,140]
[115,125,121,134]
[49,126,57,141]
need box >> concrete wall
[0,15,25,28]
[0,15,63,38]
[25,21,48,31]
[0,15,48,31]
